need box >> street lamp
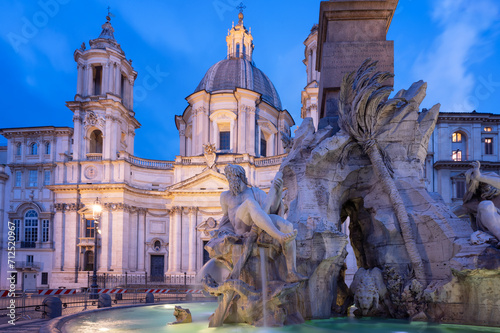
[90,197,102,299]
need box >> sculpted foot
[279,230,297,244]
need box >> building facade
[0,13,293,290]
[425,112,500,206]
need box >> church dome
[194,58,282,110]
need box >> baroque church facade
[0,13,294,290]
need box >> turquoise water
[63,302,500,333]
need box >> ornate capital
[73,115,83,123]
[242,105,256,114]
[170,206,181,214]
[55,203,66,212]
[194,106,207,115]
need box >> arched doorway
[84,250,94,271]
[89,130,103,154]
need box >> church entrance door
[150,255,164,282]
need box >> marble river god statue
[463,161,500,246]
[199,164,307,327]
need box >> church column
[230,118,236,153]
[86,64,93,96]
[102,61,110,95]
[63,206,78,271]
[191,111,198,156]
[109,115,118,160]
[270,133,275,156]
[53,205,65,270]
[76,64,84,95]
[187,207,197,273]
[128,78,134,109]
[248,107,256,155]
[137,209,146,271]
[73,114,82,160]
[174,207,182,273]
[100,207,109,271]
[115,62,121,96]
[179,127,186,156]
[103,114,112,163]
[82,65,89,96]
[238,107,247,153]
[167,208,176,273]
[109,206,126,272]
[212,121,218,147]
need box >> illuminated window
[219,131,230,151]
[85,220,95,238]
[485,138,493,155]
[484,127,492,132]
[452,132,462,142]
[452,149,462,161]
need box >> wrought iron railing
[20,241,36,248]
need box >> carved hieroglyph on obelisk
[316,0,398,130]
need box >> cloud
[117,2,194,56]
[412,0,499,112]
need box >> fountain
[46,58,500,333]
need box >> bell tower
[67,14,140,162]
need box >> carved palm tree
[338,59,426,284]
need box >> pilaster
[188,207,197,273]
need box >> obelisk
[316,0,399,129]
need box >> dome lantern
[226,8,254,61]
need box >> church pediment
[167,168,228,192]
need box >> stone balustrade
[127,155,174,170]
[86,153,102,161]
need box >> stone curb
[39,300,214,333]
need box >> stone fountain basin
[49,302,500,332]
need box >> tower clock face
[85,166,97,179]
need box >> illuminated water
[63,302,500,333]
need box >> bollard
[98,294,112,308]
[43,296,62,319]
[145,292,154,303]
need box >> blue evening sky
[1,0,499,160]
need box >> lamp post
[90,197,102,299]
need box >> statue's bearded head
[224,164,249,196]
